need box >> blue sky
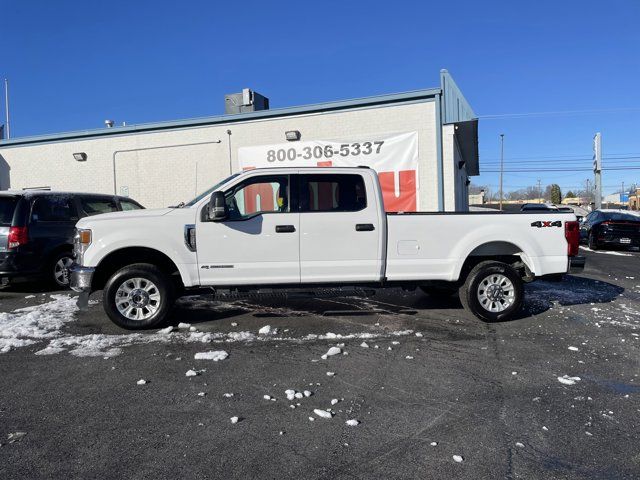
[2,0,639,195]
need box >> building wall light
[73,152,87,162]
[285,130,301,141]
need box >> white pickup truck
[70,167,584,329]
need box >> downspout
[434,92,445,211]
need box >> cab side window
[31,196,78,222]
[299,174,366,212]
[225,175,290,220]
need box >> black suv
[0,190,143,287]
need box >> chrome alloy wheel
[115,277,161,321]
[54,256,74,286]
[476,273,515,313]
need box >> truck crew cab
[70,167,584,329]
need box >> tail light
[565,221,580,257]
[7,226,28,249]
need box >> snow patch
[345,419,359,426]
[0,295,78,354]
[453,455,464,463]
[194,350,228,361]
[314,409,333,419]
[557,375,581,385]
[136,379,147,385]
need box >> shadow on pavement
[522,275,623,317]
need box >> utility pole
[537,178,542,203]
[3,78,9,139]
[593,132,602,210]
[499,134,504,211]
[586,179,590,206]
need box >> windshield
[184,173,241,207]
[0,196,18,225]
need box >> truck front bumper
[568,255,585,273]
[70,264,95,293]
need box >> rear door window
[119,199,143,211]
[299,174,367,212]
[79,196,119,216]
[31,196,78,222]
[0,197,18,225]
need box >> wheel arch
[455,240,536,282]
[92,246,184,292]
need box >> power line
[478,107,640,119]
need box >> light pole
[499,134,504,211]
[3,79,9,139]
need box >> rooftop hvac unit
[224,88,269,114]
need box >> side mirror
[208,191,228,221]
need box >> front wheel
[103,263,175,329]
[459,261,523,322]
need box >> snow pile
[258,325,274,335]
[321,346,342,359]
[194,350,228,361]
[313,409,333,419]
[230,416,239,424]
[453,455,464,463]
[345,419,359,426]
[177,322,191,329]
[557,375,581,385]
[568,346,579,351]
[136,379,147,385]
[0,295,78,353]
[185,369,199,377]
[360,342,369,348]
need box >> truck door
[299,172,382,283]
[196,173,300,286]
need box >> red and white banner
[238,131,419,212]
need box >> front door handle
[356,223,375,232]
[275,225,296,233]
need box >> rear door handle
[356,223,375,232]
[275,225,296,233]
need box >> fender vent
[184,224,196,252]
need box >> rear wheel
[459,261,523,322]
[51,252,74,288]
[588,232,599,250]
[103,263,175,329]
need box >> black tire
[50,251,74,288]
[419,285,458,297]
[588,233,598,250]
[103,263,175,330]
[459,261,523,322]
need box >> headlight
[74,228,92,265]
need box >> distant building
[629,189,640,210]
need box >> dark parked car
[0,190,143,287]
[579,210,640,250]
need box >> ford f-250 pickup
[70,167,584,329]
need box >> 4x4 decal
[530,220,562,228]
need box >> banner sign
[238,131,419,211]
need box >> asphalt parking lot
[1,248,639,479]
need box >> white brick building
[0,70,478,211]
